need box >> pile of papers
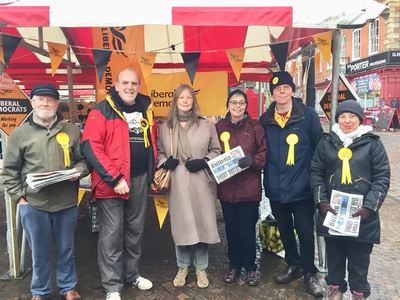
[26,169,81,190]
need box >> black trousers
[220,201,260,272]
[325,237,373,298]
[269,198,318,275]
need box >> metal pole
[306,49,316,108]
[19,230,27,273]
[330,29,342,129]
[258,82,263,117]
[66,47,74,122]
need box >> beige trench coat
[157,117,221,246]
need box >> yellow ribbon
[286,134,298,165]
[338,148,353,184]
[139,118,150,148]
[220,131,231,153]
[56,132,70,167]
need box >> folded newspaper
[26,169,81,190]
[323,189,363,237]
[207,146,248,184]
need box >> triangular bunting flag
[2,34,21,68]
[153,196,168,229]
[138,52,157,86]
[47,42,68,77]
[315,52,321,71]
[181,52,201,85]
[92,49,112,83]
[78,189,86,206]
[313,31,333,67]
[291,61,296,78]
[225,48,245,82]
[0,34,4,65]
[270,42,289,72]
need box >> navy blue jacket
[259,98,323,203]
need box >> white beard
[34,108,57,121]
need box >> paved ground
[0,131,399,300]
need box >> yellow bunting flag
[0,34,4,64]
[312,31,332,67]
[138,52,157,85]
[56,132,71,167]
[291,61,296,78]
[139,118,150,148]
[286,134,298,165]
[78,189,86,206]
[47,42,68,77]
[225,48,245,82]
[220,131,231,153]
[154,196,168,229]
[338,148,353,184]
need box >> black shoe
[304,273,324,297]
[274,265,303,284]
[246,271,259,286]
[223,268,238,284]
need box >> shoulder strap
[169,128,173,155]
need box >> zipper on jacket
[329,174,335,183]
[355,177,371,185]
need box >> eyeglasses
[33,97,57,105]
[229,101,246,107]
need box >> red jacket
[215,114,267,202]
[81,92,157,200]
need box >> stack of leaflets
[26,169,81,190]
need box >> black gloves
[164,156,179,170]
[318,203,337,215]
[238,156,255,169]
[352,207,372,220]
[185,159,208,173]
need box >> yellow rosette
[56,132,71,167]
[286,134,298,165]
[220,131,231,153]
[139,118,150,148]
[338,148,353,184]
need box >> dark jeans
[220,200,260,272]
[19,204,78,298]
[97,173,148,293]
[325,237,373,298]
[269,198,318,275]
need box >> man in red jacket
[81,68,157,300]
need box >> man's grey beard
[34,109,57,122]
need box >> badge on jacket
[286,134,298,165]
[220,131,231,153]
[338,148,353,184]
[56,132,70,167]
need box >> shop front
[346,50,400,108]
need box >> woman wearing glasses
[215,90,267,286]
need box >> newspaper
[26,169,81,190]
[323,189,363,237]
[207,146,247,184]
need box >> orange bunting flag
[291,61,296,78]
[0,34,4,65]
[315,51,321,70]
[138,52,157,85]
[312,31,332,67]
[225,48,245,82]
[47,42,68,77]
[153,196,168,229]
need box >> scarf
[172,111,196,164]
[332,123,373,147]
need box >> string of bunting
[0,29,333,84]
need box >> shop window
[340,35,346,65]
[369,19,379,55]
[352,29,361,60]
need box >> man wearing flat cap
[259,71,324,297]
[2,83,90,300]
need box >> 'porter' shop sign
[346,50,400,75]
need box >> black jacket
[310,131,390,244]
[259,98,324,203]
